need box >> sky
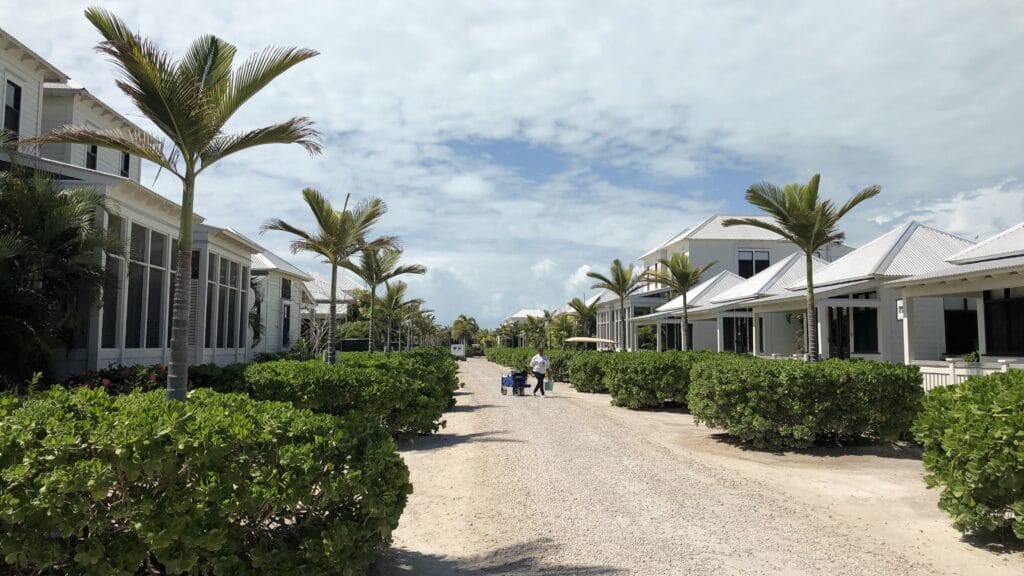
[5,1,1024,327]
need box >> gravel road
[372,358,1023,576]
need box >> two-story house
[250,248,314,355]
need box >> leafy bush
[566,352,613,393]
[603,351,718,408]
[689,357,923,449]
[62,363,246,395]
[912,370,1024,540]
[483,347,576,381]
[0,388,411,575]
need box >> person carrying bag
[530,348,550,397]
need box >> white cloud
[8,0,1024,325]
[531,257,556,276]
[564,264,594,294]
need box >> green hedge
[245,350,458,438]
[0,388,410,575]
[482,347,577,381]
[604,351,719,408]
[565,352,613,393]
[912,370,1024,540]
[689,357,923,450]
[62,362,247,394]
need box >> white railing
[917,359,1022,392]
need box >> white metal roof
[0,27,70,82]
[638,215,785,259]
[710,253,830,304]
[501,309,545,324]
[251,250,313,281]
[946,222,1024,265]
[787,221,974,289]
[888,254,1024,287]
[306,275,362,303]
[656,270,745,312]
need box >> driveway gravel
[372,358,1023,575]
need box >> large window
[86,145,98,170]
[281,277,292,300]
[723,316,752,353]
[207,254,244,349]
[124,223,170,349]
[738,250,769,278]
[282,304,292,347]
[984,288,1024,356]
[101,214,124,348]
[4,81,21,139]
[852,307,878,354]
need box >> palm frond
[198,117,322,169]
[217,46,320,123]
[26,126,178,176]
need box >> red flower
[101,378,111,387]
[148,373,157,383]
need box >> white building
[610,214,853,351]
[250,248,314,355]
[2,27,267,376]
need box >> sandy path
[372,358,1023,575]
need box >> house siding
[1,43,45,140]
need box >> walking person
[530,347,550,396]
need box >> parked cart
[500,369,529,396]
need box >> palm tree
[342,247,426,351]
[263,189,395,362]
[641,253,717,351]
[567,296,598,338]
[379,281,424,350]
[29,8,321,401]
[451,314,480,345]
[587,259,643,350]
[724,174,880,360]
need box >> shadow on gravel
[447,403,501,413]
[960,530,1024,554]
[708,432,923,460]
[400,430,523,452]
[372,538,625,575]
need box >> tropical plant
[0,168,121,389]
[29,8,322,400]
[378,280,424,351]
[262,189,394,362]
[343,247,426,351]
[587,259,643,350]
[548,314,576,349]
[723,174,879,360]
[567,296,598,339]
[451,314,480,345]
[641,253,717,351]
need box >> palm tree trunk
[619,303,627,351]
[167,175,195,401]
[805,252,818,361]
[681,293,690,351]
[327,264,337,363]
[368,284,376,352]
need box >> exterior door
[829,307,850,359]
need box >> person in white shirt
[529,348,550,397]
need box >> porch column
[817,302,829,359]
[751,312,760,357]
[976,297,987,355]
[902,296,915,365]
[656,321,663,352]
[716,315,724,352]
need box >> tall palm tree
[263,189,395,362]
[587,259,643,350]
[567,296,598,338]
[29,8,321,401]
[641,253,717,351]
[379,280,424,350]
[724,174,880,360]
[451,314,479,345]
[342,247,426,351]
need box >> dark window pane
[230,262,239,288]
[130,224,147,262]
[146,269,164,348]
[86,145,98,170]
[208,254,216,280]
[852,307,879,354]
[219,259,229,285]
[120,152,131,177]
[205,282,215,348]
[107,213,123,240]
[217,286,228,348]
[125,262,145,348]
[227,289,237,348]
[239,289,248,348]
[754,251,770,274]
[102,257,121,348]
[150,232,166,267]
[738,260,753,278]
[4,81,21,138]
[281,278,292,300]
[282,304,291,347]
[985,297,1024,355]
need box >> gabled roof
[946,222,1024,265]
[501,309,544,324]
[788,221,974,289]
[639,215,784,259]
[251,250,313,282]
[656,271,745,312]
[0,27,70,82]
[44,81,151,135]
[711,253,830,305]
[306,275,362,303]
[887,254,1024,288]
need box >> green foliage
[0,388,410,575]
[246,349,458,438]
[483,347,577,382]
[912,370,1024,540]
[689,357,923,449]
[62,363,247,395]
[604,351,718,408]
[565,352,614,393]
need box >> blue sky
[5,1,1024,326]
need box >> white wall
[67,96,141,181]
[252,271,303,354]
[687,240,801,279]
[1,43,45,140]
[39,94,72,162]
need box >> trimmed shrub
[0,388,411,575]
[482,347,577,381]
[603,351,718,408]
[912,370,1024,540]
[689,357,923,450]
[62,363,246,395]
[566,352,613,392]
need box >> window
[984,289,1024,355]
[281,277,292,300]
[282,304,292,347]
[123,224,171,349]
[723,317,752,353]
[101,258,121,348]
[737,250,770,278]
[239,266,249,348]
[852,307,879,354]
[86,145,98,170]
[4,81,21,139]
[120,152,131,177]
[208,254,243,349]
